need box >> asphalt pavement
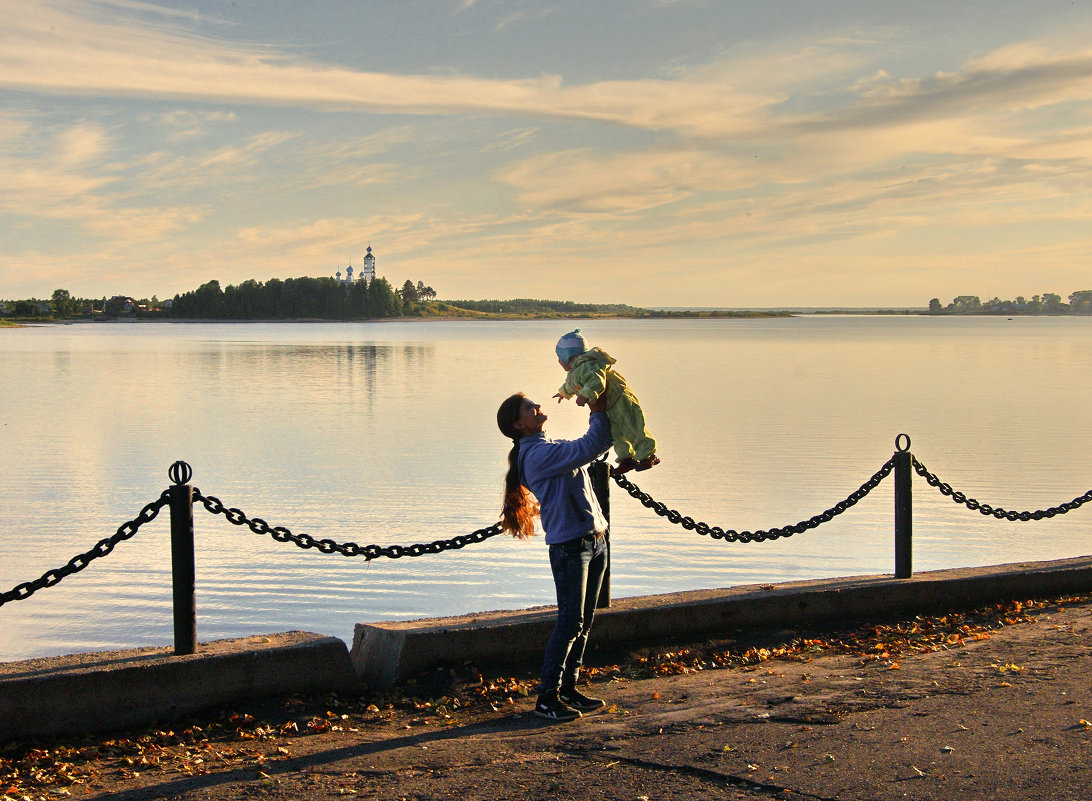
[7,593,1088,801]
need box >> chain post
[894,435,913,578]
[589,458,611,608]
[168,461,197,655]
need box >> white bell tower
[362,245,376,285]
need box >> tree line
[1,277,441,321]
[170,277,408,319]
[445,298,639,315]
[929,291,1092,315]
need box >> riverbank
[2,589,1089,800]
[0,306,795,325]
[6,557,1090,743]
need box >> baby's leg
[612,434,636,463]
[605,407,636,464]
[612,395,656,461]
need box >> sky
[1,0,1091,308]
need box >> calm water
[1,317,1089,661]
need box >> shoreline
[11,310,1092,326]
[3,590,1088,800]
[4,555,1089,739]
[4,310,955,326]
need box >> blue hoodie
[518,412,612,544]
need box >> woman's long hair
[497,392,540,539]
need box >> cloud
[3,2,1092,306]
[143,109,239,141]
[801,45,1092,133]
[0,1,772,137]
[8,1,1088,156]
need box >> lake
[1,316,1089,661]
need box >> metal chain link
[911,457,1092,521]
[8,451,1087,610]
[191,487,503,559]
[0,491,170,608]
[609,458,896,542]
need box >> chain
[7,452,1084,610]
[0,491,170,608]
[610,458,895,542]
[911,457,1092,520]
[191,487,504,559]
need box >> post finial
[169,461,193,485]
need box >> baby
[553,329,659,474]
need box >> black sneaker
[534,691,582,722]
[559,687,606,713]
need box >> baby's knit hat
[555,329,588,365]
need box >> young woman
[497,391,612,722]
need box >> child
[553,329,659,474]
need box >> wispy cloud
[2,1,1091,305]
[0,1,771,137]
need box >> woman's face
[513,396,547,435]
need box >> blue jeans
[540,533,608,693]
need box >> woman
[497,391,613,722]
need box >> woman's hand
[587,394,608,413]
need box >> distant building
[362,245,376,285]
[335,244,377,286]
[107,296,135,316]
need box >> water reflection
[1,318,1089,662]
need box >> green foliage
[1070,290,1092,314]
[169,276,404,320]
[445,298,639,316]
[929,291,1092,315]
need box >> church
[335,245,376,286]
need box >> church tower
[362,245,376,285]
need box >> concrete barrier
[0,631,358,741]
[5,556,1090,740]
[349,556,1092,689]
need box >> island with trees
[928,291,1091,315]
[6,282,1089,324]
[1,276,785,322]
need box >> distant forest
[169,281,652,319]
[170,277,405,319]
[1,278,652,321]
[8,281,1090,322]
[929,291,1092,315]
[3,277,782,321]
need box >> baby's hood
[577,346,616,367]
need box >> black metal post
[893,435,912,578]
[589,459,611,608]
[168,461,196,654]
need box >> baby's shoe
[635,455,660,471]
[614,458,638,474]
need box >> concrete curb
[349,555,1092,689]
[4,556,1090,740]
[0,631,356,741]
